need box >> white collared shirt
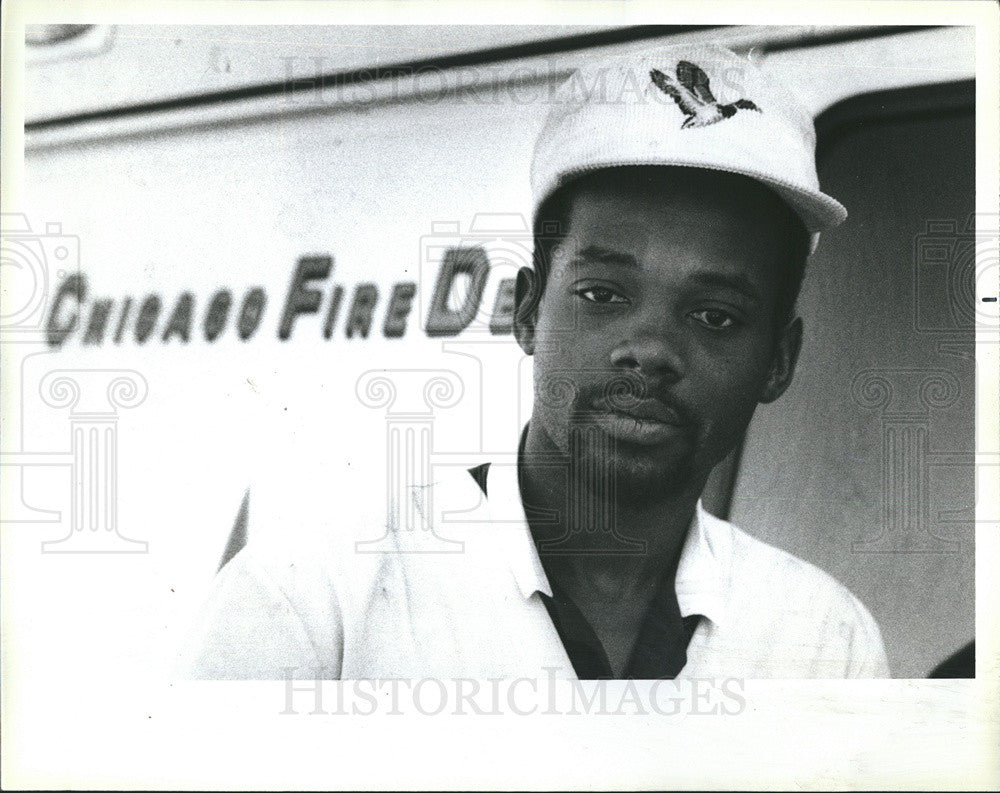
[176,454,890,679]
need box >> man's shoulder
[695,510,891,677]
[702,509,879,627]
[238,463,491,591]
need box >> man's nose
[608,319,685,383]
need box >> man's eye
[576,286,628,304]
[691,308,737,329]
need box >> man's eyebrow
[687,271,764,302]
[567,245,639,268]
[566,248,765,302]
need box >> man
[177,43,890,680]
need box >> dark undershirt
[468,461,701,680]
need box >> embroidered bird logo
[649,61,761,129]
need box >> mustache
[537,372,696,427]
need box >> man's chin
[576,442,698,504]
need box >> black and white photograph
[2,1,998,789]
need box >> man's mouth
[588,398,688,446]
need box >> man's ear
[512,267,539,356]
[759,316,802,404]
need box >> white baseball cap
[530,43,846,253]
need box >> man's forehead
[557,241,771,298]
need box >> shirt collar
[483,455,554,600]
[478,433,732,628]
[675,500,731,627]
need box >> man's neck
[517,421,705,603]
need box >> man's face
[515,171,802,504]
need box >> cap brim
[760,178,848,234]
[761,178,846,256]
[543,160,846,255]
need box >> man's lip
[592,399,685,426]
[591,411,684,446]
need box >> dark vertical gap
[700,437,745,521]
[218,489,250,572]
[715,79,974,525]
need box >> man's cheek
[694,379,759,431]
[704,349,774,399]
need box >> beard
[534,370,705,509]
[566,418,701,507]
[527,406,703,556]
